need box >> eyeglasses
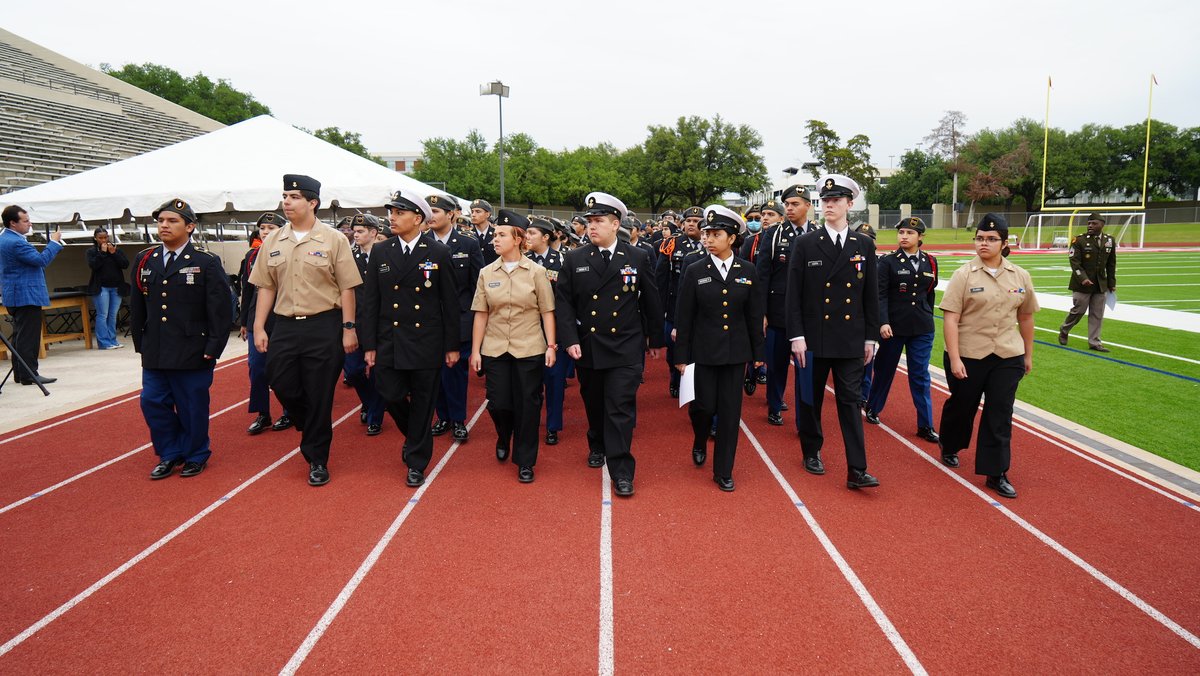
[974,236,1003,243]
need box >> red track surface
[1,353,1198,673]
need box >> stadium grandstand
[0,27,222,194]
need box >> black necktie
[165,251,176,269]
[835,234,842,251]
[600,249,611,272]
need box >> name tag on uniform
[488,281,501,288]
[697,276,712,285]
[379,263,390,273]
[576,266,590,273]
[807,260,823,267]
[269,250,281,257]
[897,268,912,275]
[452,252,469,258]
[308,250,328,258]
[970,287,984,293]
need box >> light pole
[479,80,510,208]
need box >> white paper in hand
[678,364,696,407]
[1106,291,1117,310]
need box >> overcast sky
[6,0,1199,183]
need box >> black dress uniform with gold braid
[655,206,704,394]
[556,192,663,492]
[360,189,460,479]
[130,199,232,475]
[785,175,879,482]
[674,206,764,490]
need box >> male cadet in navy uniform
[468,198,498,265]
[556,192,663,497]
[656,206,704,397]
[757,186,809,427]
[1058,212,1117,352]
[525,217,568,445]
[787,174,880,489]
[251,175,362,487]
[425,194,485,442]
[362,189,460,488]
[345,214,387,436]
[864,217,940,444]
[131,199,233,479]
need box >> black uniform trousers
[8,305,42,380]
[797,356,868,472]
[939,353,1024,477]
[689,363,745,480]
[266,311,344,466]
[484,354,544,467]
[577,362,642,482]
[375,364,441,473]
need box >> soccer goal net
[1020,211,1146,250]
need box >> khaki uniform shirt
[939,256,1039,359]
[247,221,362,317]
[470,256,555,358]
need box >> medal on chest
[621,265,637,292]
[419,261,438,287]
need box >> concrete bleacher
[0,27,223,195]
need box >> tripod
[0,329,50,396]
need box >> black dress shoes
[743,377,757,396]
[496,444,510,461]
[308,464,329,486]
[518,466,534,483]
[864,409,880,425]
[20,374,56,385]
[150,458,182,480]
[757,373,768,384]
[406,468,425,487]
[180,461,206,478]
[614,478,635,497]
[272,415,293,432]
[669,385,679,398]
[941,452,959,468]
[430,420,450,436]
[1090,345,1111,353]
[247,414,271,435]
[767,412,784,426]
[713,475,735,492]
[803,454,825,475]
[986,474,1017,499]
[917,427,940,443]
[780,402,788,411]
[847,469,880,489]
[452,422,469,441]
[587,450,605,468]
[366,424,382,436]
[1057,330,1068,346]
[360,410,368,424]
[545,430,559,445]
[692,447,706,466]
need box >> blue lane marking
[794,501,804,508]
[990,501,1002,507]
[602,500,612,506]
[30,492,41,498]
[1185,502,1195,508]
[219,496,231,501]
[408,498,419,504]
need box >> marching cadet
[569,215,588,246]
[556,191,664,497]
[425,194,485,443]
[623,215,659,272]
[468,198,498,265]
[864,217,940,444]
[656,205,704,397]
[131,199,233,480]
[1058,212,1117,351]
[361,188,460,488]
[470,210,557,483]
[525,217,568,445]
[239,212,290,435]
[345,214,387,436]
[250,174,363,487]
[938,214,1038,499]
[757,186,809,427]
[673,206,764,492]
[786,174,880,490]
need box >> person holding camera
[86,227,129,350]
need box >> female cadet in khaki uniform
[469,209,557,483]
[938,214,1039,499]
[673,206,764,492]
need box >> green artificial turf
[889,222,1200,247]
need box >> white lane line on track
[279,401,488,676]
[910,370,1200,513]
[0,397,250,516]
[598,470,614,676]
[0,405,361,659]
[740,421,928,675]
[874,420,1200,651]
[1031,327,1200,365]
[0,355,248,447]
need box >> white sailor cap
[583,192,628,221]
[817,174,860,200]
[702,205,747,236]
[387,187,433,222]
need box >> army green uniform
[1059,230,1116,349]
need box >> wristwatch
[343,321,356,329]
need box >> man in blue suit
[0,205,63,385]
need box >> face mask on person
[746,219,762,233]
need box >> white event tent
[2,115,449,222]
